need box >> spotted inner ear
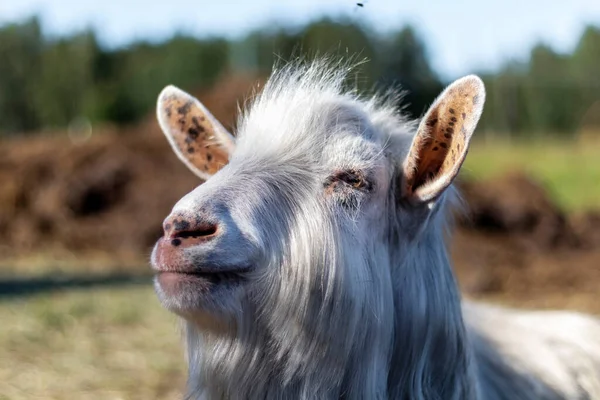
[157,85,235,180]
[403,75,485,203]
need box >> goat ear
[156,85,236,180]
[402,75,485,204]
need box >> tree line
[0,16,598,138]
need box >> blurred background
[1,0,599,398]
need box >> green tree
[34,31,98,128]
[0,17,43,134]
[378,26,443,119]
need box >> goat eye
[340,171,364,188]
[324,169,371,192]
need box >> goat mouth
[156,269,248,286]
[154,265,253,300]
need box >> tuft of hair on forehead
[234,57,405,160]
[256,57,362,106]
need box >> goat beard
[183,226,396,398]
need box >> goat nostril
[174,224,218,239]
[163,215,220,242]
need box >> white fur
[158,59,600,399]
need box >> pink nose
[162,214,220,248]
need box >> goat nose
[163,214,219,247]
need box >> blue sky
[1,0,599,79]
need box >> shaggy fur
[153,59,600,399]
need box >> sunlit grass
[463,137,600,211]
[0,286,186,400]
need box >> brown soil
[0,75,255,258]
[1,75,598,312]
[453,175,600,312]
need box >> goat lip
[155,267,251,276]
[154,265,252,283]
[155,267,250,294]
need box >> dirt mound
[453,173,599,302]
[0,74,260,258]
[456,173,579,251]
[570,211,600,249]
[0,125,191,255]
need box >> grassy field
[1,139,599,399]
[0,284,186,400]
[464,138,600,211]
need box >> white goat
[150,60,600,399]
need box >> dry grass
[0,285,186,400]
